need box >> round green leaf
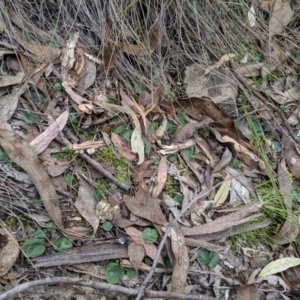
[177,112,186,125]
[113,124,126,134]
[46,221,56,232]
[125,268,137,279]
[105,263,125,284]
[54,237,73,251]
[94,189,104,201]
[32,196,44,207]
[122,130,133,141]
[142,228,158,244]
[53,82,62,91]
[102,221,114,232]
[197,249,210,265]
[208,251,220,268]
[173,194,183,206]
[23,112,40,124]
[0,146,9,161]
[34,229,46,239]
[22,238,46,258]
[134,84,142,94]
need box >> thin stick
[0,277,217,300]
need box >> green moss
[95,145,132,186]
[164,175,181,198]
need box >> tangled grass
[1,0,298,98]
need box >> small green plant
[105,262,136,284]
[197,249,220,268]
[64,173,76,186]
[142,228,158,244]
[164,88,176,100]
[46,221,56,232]
[102,221,114,231]
[23,112,40,124]
[54,237,73,251]
[22,238,46,258]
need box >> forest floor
[0,1,300,299]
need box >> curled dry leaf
[0,130,64,229]
[152,156,168,198]
[75,178,99,234]
[222,135,266,172]
[124,187,167,225]
[0,228,19,277]
[30,110,69,155]
[111,132,136,161]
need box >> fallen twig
[0,277,217,300]
[55,131,131,191]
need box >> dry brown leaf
[172,118,214,144]
[75,178,99,234]
[222,135,266,172]
[152,156,168,198]
[125,226,163,264]
[185,65,238,118]
[133,160,156,184]
[174,97,239,140]
[0,84,27,129]
[124,187,167,225]
[76,57,96,92]
[212,147,232,173]
[237,284,259,300]
[111,132,137,161]
[273,158,299,244]
[0,130,64,229]
[14,28,61,62]
[282,130,300,180]
[182,201,263,236]
[269,0,294,36]
[0,73,25,88]
[113,211,151,228]
[128,242,145,273]
[0,227,19,277]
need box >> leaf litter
[0,1,300,299]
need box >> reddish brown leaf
[124,187,167,225]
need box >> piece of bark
[33,243,128,268]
